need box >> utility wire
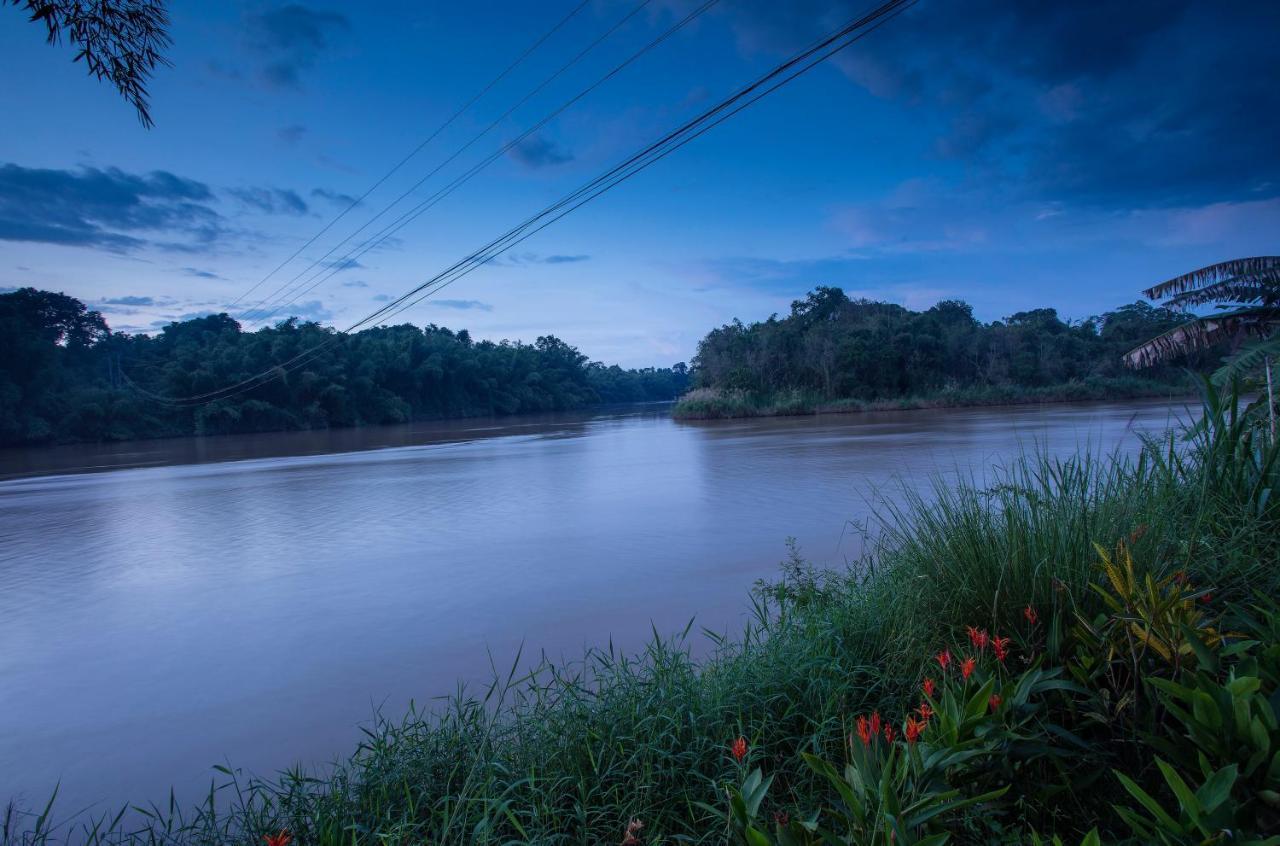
[126,0,913,407]
[235,0,657,329]
[226,0,593,312]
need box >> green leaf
[1115,769,1181,831]
[1194,764,1238,814]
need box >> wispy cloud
[507,134,573,169]
[427,299,493,312]
[246,5,352,89]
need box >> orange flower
[904,716,924,743]
[730,736,748,763]
[855,715,872,747]
[992,636,1010,662]
[1023,605,1038,626]
[917,702,933,721]
[966,626,989,651]
[961,656,976,681]
[263,832,291,846]
[988,694,1002,712]
[922,677,936,698]
[936,650,953,671]
[883,724,896,743]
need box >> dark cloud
[322,257,362,270]
[228,186,309,215]
[278,124,307,144]
[428,299,493,312]
[0,163,223,251]
[507,134,574,169]
[247,5,351,89]
[99,295,156,306]
[311,187,358,208]
[725,1,1280,209]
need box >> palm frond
[1211,332,1280,386]
[1142,256,1280,301]
[1123,308,1280,369]
[1165,271,1280,310]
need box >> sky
[1,0,1278,367]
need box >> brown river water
[0,399,1194,815]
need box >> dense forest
[0,288,689,446]
[680,286,1202,416]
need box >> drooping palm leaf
[1164,271,1280,310]
[1142,257,1280,302]
[1123,307,1280,368]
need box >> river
[0,399,1193,815]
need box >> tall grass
[6,388,1277,845]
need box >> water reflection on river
[0,399,1192,812]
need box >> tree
[5,0,171,127]
[1124,257,1280,440]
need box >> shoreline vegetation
[6,384,1278,845]
[671,376,1193,420]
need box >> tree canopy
[0,288,688,446]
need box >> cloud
[247,5,352,89]
[371,294,392,302]
[182,267,222,279]
[0,163,223,252]
[507,134,574,169]
[279,299,333,321]
[278,124,306,144]
[228,186,309,215]
[99,295,156,306]
[311,187,358,208]
[724,2,1280,209]
[427,299,493,312]
[340,279,368,288]
[321,257,362,270]
[497,252,591,266]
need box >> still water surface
[0,399,1191,812]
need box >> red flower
[992,636,1010,662]
[869,711,882,738]
[936,650,953,671]
[922,677,936,698]
[961,656,976,681]
[883,724,896,743]
[966,626,989,651]
[917,702,933,721]
[904,716,925,744]
[622,818,644,846]
[1023,605,1039,626]
[988,694,1002,712]
[1172,569,1189,585]
[1201,592,1213,604]
[855,715,872,747]
[730,736,748,763]
[263,833,292,846]
[773,811,790,827]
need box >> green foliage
[0,288,689,446]
[680,287,1197,416]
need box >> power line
[128,0,913,407]
[235,0,658,329]
[225,0,593,312]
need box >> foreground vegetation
[6,383,1277,845]
[0,288,689,446]
[679,288,1206,420]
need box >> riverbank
[6,389,1277,845]
[671,376,1191,420]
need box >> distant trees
[0,288,689,445]
[689,287,1195,402]
[5,0,171,126]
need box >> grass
[670,376,1192,420]
[5,387,1277,845]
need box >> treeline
[684,286,1201,410]
[0,288,689,446]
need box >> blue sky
[2,0,1278,367]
